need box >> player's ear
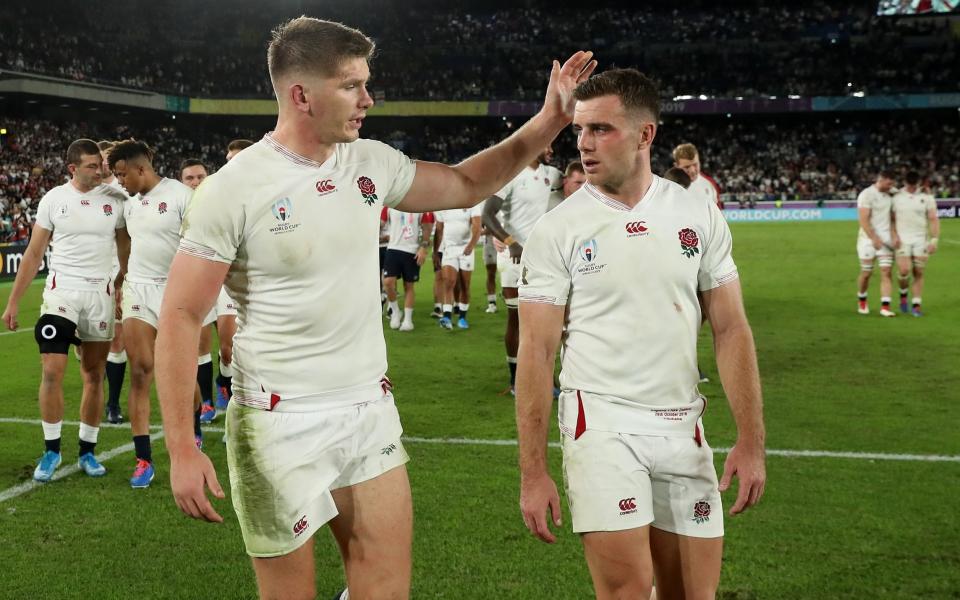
[288,82,311,114]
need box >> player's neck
[528,159,541,171]
[140,174,163,196]
[272,119,335,165]
[595,167,653,209]
[70,177,97,195]
[102,175,116,184]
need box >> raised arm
[155,251,229,522]
[701,280,766,516]
[396,52,596,213]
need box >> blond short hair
[672,143,699,162]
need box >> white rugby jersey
[179,133,416,410]
[34,182,127,291]
[519,177,738,437]
[436,204,482,249]
[124,178,193,284]
[496,163,563,245]
[382,207,434,255]
[891,189,937,243]
[689,172,720,206]
[857,185,893,244]
[104,178,126,195]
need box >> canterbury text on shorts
[226,386,409,557]
[40,287,115,342]
[562,428,724,538]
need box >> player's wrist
[503,235,516,246]
[930,237,939,245]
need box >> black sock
[508,360,517,385]
[858,293,867,301]
[133,435,152,463]
[443,310,452,319]
[460,309,468,320]
[79,440,96,457]
[216,373,233,399]
[194,407,202,436]
[105,361,126,409]
[45,437,61,454]
[197,361,213,404]
[453,305,460,315]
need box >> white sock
[403,308,414,322]
[434,303,441,310]
[487,294,496,304]
[107,351,127,364]
[506,356,518,365]
[42,420,63,441]
[338,590,350,600]
[912,297,922,305]
[197,353,212,366]
[78,422,99,444]
[459,303,469,313]
[219,360,233,377]
[388,300,399,314]
[442,304,453,314]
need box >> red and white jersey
[436,205,482,249]
[689,172,721,207]
[380,207,434,254]
[520,176,738,437]
[34,182,127,291]
[496,163,563,245]
[179,133,417,410]
[124,178,193,284]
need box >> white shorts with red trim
[562,428,723,538]
[227,387,408,557]
[40,287,115,342]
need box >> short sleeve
[856,190,872,209]
[698,201,739,291]
[178,175,242,264]
[34,194,53,231]
[114,201,126,229]
[469,204,483,218]
[435,211,445,223]
[519,219,570,305]
[371,141,417,208]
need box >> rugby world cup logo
[272,197,293,222]
[579,239,598,263]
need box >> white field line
[2,418,958,463]
[941,238,960,246]
[0,430,165,503]
[0,328,30,337]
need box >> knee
[128,360,153,384]
[80,367,105,386]
[595,577,653,600]
[41,368,65,386]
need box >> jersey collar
[583,176,660,213]
[263,132,337,170]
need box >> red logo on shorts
[618,498,637,515]
[131,304,141,312]
[692,500,711,524]
[293,515,309,536]
[98,321,107,331]
[57,306,68,314]
[625,221,648,236]
[316,179,336,195]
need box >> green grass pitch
[0,220,957,599]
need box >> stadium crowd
[1,0,957,100]
[1,110,957,236]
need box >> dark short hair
[267,17,375,92]
[226,139,254,153]
[878,169,895,180]
[180,158,208,175]
[573,68,660,121]
[108,139,154,170]
[904,171,920,185]
[565,161,585,177]
[66,139,101,166]
[663,167,692,189]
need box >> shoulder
[342,139,408,164]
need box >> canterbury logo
[316,179,336,194]
[625,221,648,234]
[618,498,637,512]
[293,515,309,536]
